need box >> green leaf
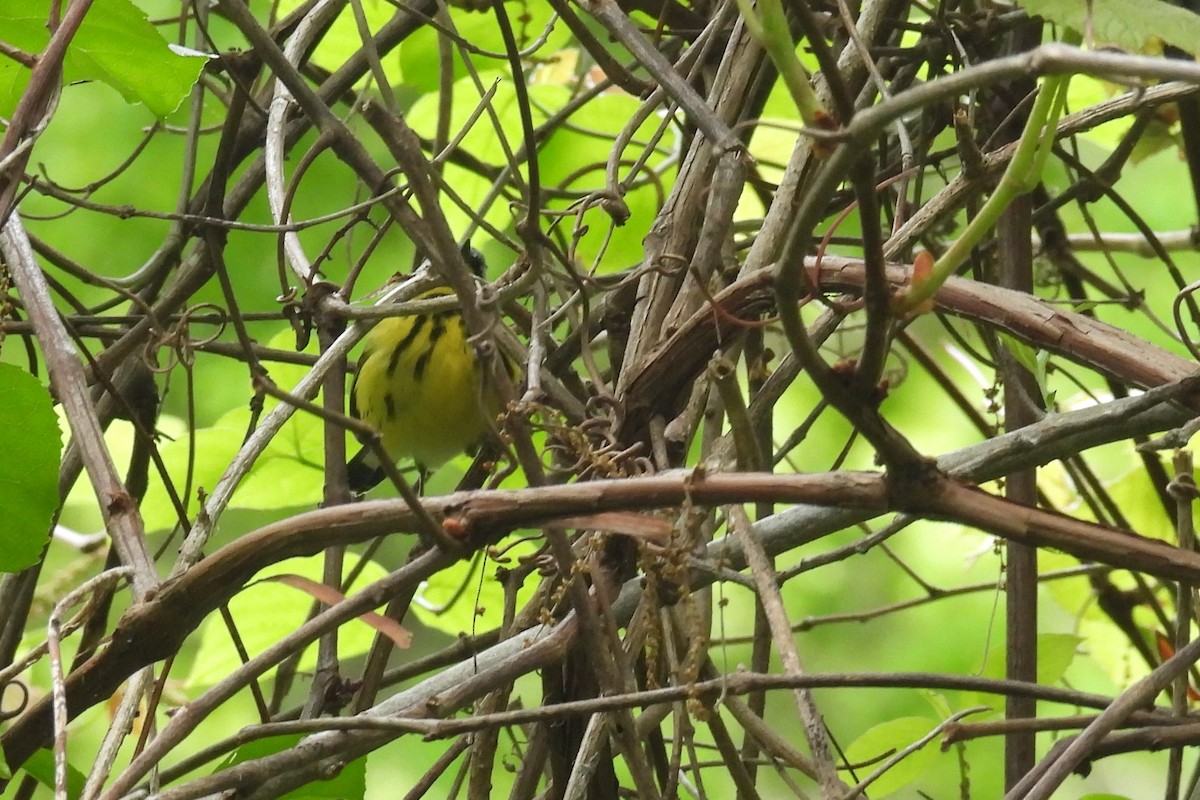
[0,0,206,119]
[843,717,941,797]
[0,364,60,573]
[968,633,1083,716]
[997,332,1054,407]
[980,632,1082,684]
[20,749,86,798]
[1017,0,1200,56]
[186,555,389,689]
[1038,632,1084,685]
[921,690,954,720]
[0,53,28,123]
[996,332,1041,380]
[218,734,366,799]
[534,90,676,271]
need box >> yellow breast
[351,290,501,469]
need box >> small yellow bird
[346,247,505,493]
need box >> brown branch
[118,665,1196,799]
[12,455,1200,778]
[816,257,1197,390]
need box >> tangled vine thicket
[7,0,1200,797]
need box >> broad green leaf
[922,691,955,720]
[1062,64,1180,158]
[20,749,86,798]
[403,73,671,273]
[1038,632,1084,685]
[0,53,27,123]
[843,717,941,797]
[1042,547,1096,617]
[216,332,326,512]
[60,414,188,535]
[1037,460,1084,516]
[0,364,60,573]
[0,0,205,119]
[969,633,1083,715]
[1065,75,1132,151]
[186,555,389,689]
[1018,0,1200,56]
[1127,118,1180,164]
[980,632,1082,685]
[218,734,366,799]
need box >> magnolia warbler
[347,246,504,493]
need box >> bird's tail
[347,446,386,493]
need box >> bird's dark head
[412,242,487,279]
[461,241,487,278]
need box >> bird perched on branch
[347,245,506,493]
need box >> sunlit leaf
[0,0,205,118]
[979,632,1082,685]
[1018,0,1200,55]
[843,717,941,797]
[0,364,60,573]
